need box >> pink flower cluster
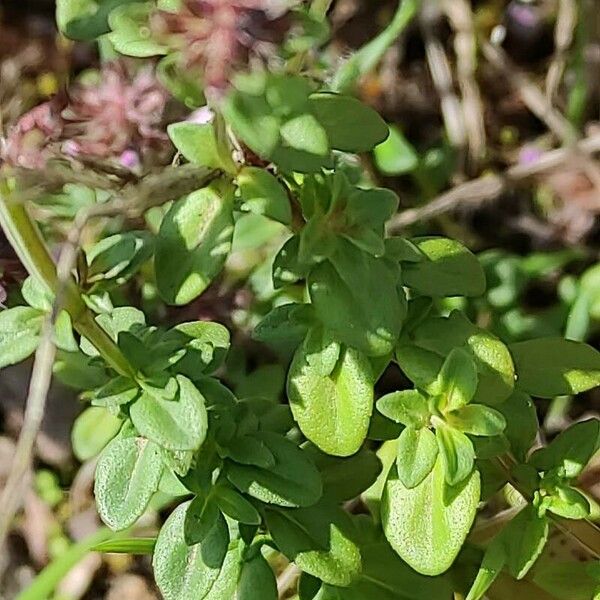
[2,62,170,170]
[152,0,292,93]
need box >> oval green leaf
[94,435,163,530]
[288,344,374,457]
[155,181,234,305]
[130,375,208,451]
[153,501,239,600]
[382,457,480,576]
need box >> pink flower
[2,96,66,169]
[2,62,171,170]
[152,0,292,93]
[61,62,170,162]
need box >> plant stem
[309,0,334,20]
[0,182,134,378]
[331,0,421,92]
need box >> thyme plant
[3,1,600,599]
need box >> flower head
[2,62,171,170]
[152,0,293,93]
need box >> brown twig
[420,1,466,152]
[388,132,600,231]
[277,562,300,599]
[0,315,56,553]
[442,0,486,167]
[546,0,578,104]
[481,40,577,144]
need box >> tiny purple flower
[519,145,543,166]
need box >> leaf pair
[396,310,515,405]
[379,348,506,488]
[222,73,388,173]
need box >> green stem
[310,0,334,19]
[15,527,114,600]
[331,0,421,92]
[0,182,134,378]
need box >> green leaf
[58,0,140,40]
[94,435,163,530]
[465,534,506,600]
[237,554,277,600]
[317,525,454,599]
[214,485,261,525]
[396,426,438,489]
[222,434,275,469]
[396,311,515,405]
[497,392,538,462]
[167,122,235,172]
[308,93,388,152]
[310,447,382,503]
[85,230,154,287]
[108,2,168,57]
[529,419,600,479]
[227,431,322,507]
[81,306,145,356]
[130,375,208,451]
[308,240,405,357]
[431,348,478,412]
[546,486,590,519]
[402,237,486,298]
[532,560,600,600]
[265,502,361,586]
[222,78,282,158]
[71,406,122,461]
[382,457,480,576]
[172,321,230,376]
[153,501,239,600]
[299,573,322,600]
[361,440,398,518]
[92,537,156,554]
[288,342,374,457]
[54,310,78,352]
[272,237,312,288]
[22,276,53,311]
[510,338,600,398]
[253,303,312,350]
[373,125,419,175]
[155,181,235,305]
[376,390,429,428]
[445,405,506,437]
[504,505,548,579]
[0,306,44,368]
[435,422,475,486]
[157,52,205,108]
[280,113,330,156]
[88,376,139,410]
[56,0,96,35]
[54,349,110,391]
[237,167,292,225]
[184,491,222,545]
